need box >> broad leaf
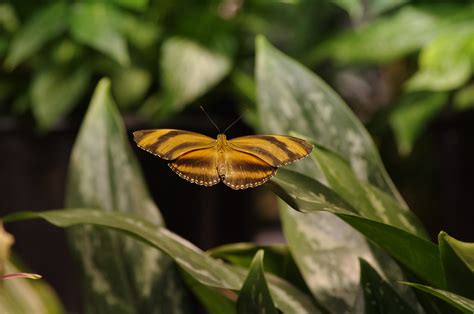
[389,92,448,156]
[31,65,90,131]
[270,169,444,288]
[4,210,320,314]
[70,2,130,65]
[438,232,474,298]
[359,259,417,314]
[237,250,278,314]
[401,282,474,313]
[159,37,231,118]
[65,79,188,313]
[4,2,68,69]
[312,146,428,238]
[256,35,407,312]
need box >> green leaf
[270,168,444,288]
[159,36,231,118]
[111,0,149,11]
[400,282,474,313]
[256,35,409,312]
[439,232,474,299]
[310,5,446,64]
[237,250,278,314]
[31,65,90,131]
[359,259,417,314]
[70,2,130,66]
[111,66,151,108]
[65,79,188,313]
[312,146,428,238]
[4,2,68,69]
[389,92,448,156]
[4,210,320,314]
[256,35,402,201]
[454,83,474,111]
[406,23,474,91]
[209,243,309,295]
[181,271,236,314]
[0,260,64,314]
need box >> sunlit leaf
[237,250,278,314]
[454,84,474,111]
[406,23,474,91]
[389,92,448,156]
[359,259,417,314]
[31,65,90,131]
[65,79,188,313]
[4,2,68,69]
[438,232,474,299]
[400,282,474,313]
[4,209,320,314]
[111,66,151,108]
[70,2,130,65]
[0,222,14,274]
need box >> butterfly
[133,129,313,190]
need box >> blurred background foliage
[1,0,473,312]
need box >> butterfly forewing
[227,135,313,167]
[222,147,276,190]
[169,147,220,186]
[133,129,216,160]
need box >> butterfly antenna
[222,115,242,134]
[200,106,222,133]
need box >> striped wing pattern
[133,129,216,160]
[133,129,313,189]
[228,135,313,167]
[221,148,276,189]
[169,147,220,186]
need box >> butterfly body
[133,129,312,190]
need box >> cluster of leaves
[0,0,339,132]
[312,1,474,155]
[2,37,473,313]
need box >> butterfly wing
[169,147,220,186]
[133,129,216,160]
[227,135,313,167]
[221,147,276,190]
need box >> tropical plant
[2,36,473,313]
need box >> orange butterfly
[133,128,313,190]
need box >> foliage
[2,36,473,313]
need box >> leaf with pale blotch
[256,35,410,313]
[312,146,428,239]
[400,282,474,313]
[359,259,417,314]
[4,209,320,314]
[237,251,277,314]
[439,232,474,299]
[270,169,444,288]
[65,79,188,313]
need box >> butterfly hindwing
[133,129,216,160]
[227,135,313,167]
[169,147,220,186]
[222,147,276,190]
